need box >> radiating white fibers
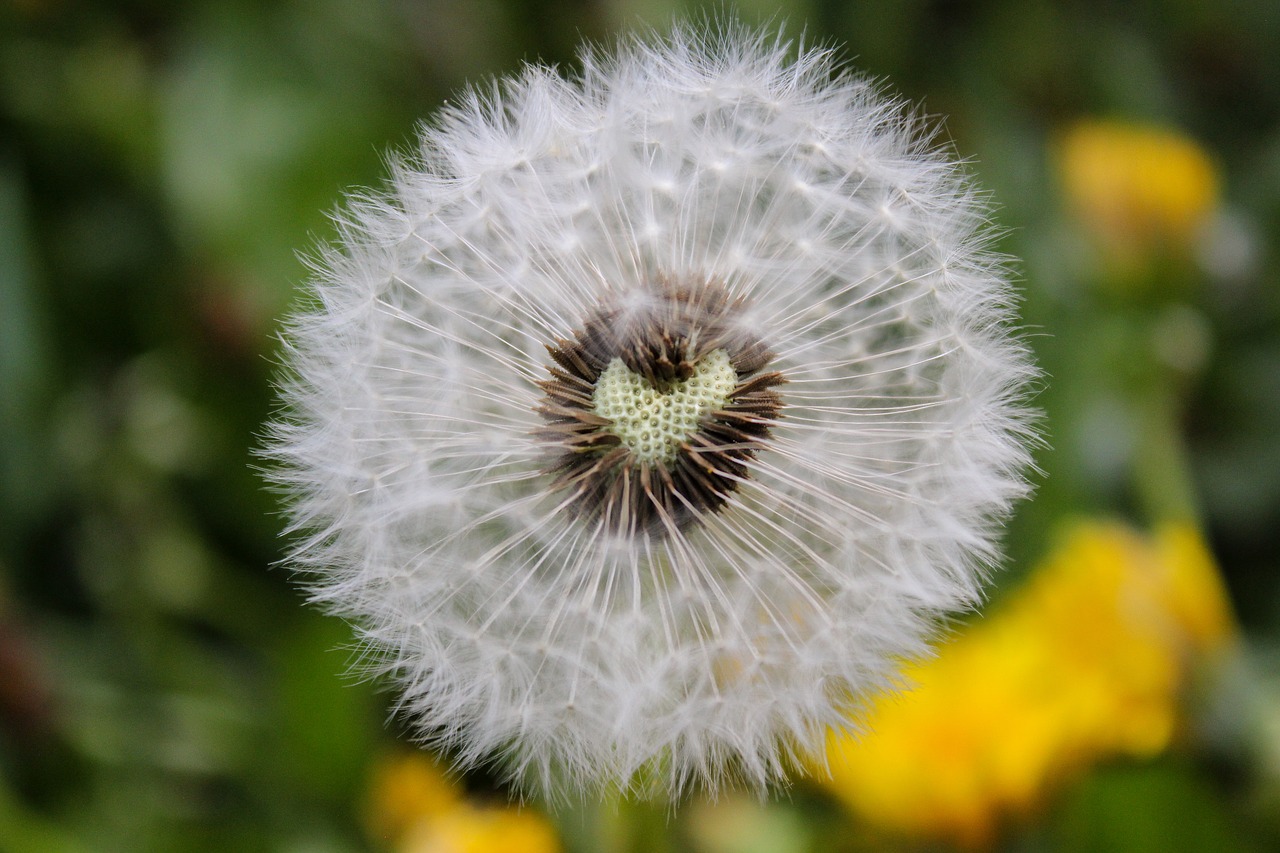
[266,22,1038,799]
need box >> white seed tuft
[265,20,1038,800]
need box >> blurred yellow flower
[1059,120,1219,266]
[364,751,562,853]
[820,521,1235,849]
[366,752,463,843]
[400,805,561,853]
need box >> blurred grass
[2,1,1279,851]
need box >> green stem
[559,792,677,853]
[1132,380,1199,526]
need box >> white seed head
[266,21,1038,800]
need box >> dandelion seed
[266,21,1037,798]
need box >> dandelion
[819,521,1236,848]
[1058,120,1219,267]
[400,805,562,853]
[365,752,562,853]
[267,22,1036,798]
[365,753,462,842]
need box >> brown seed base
[535,278,784,537]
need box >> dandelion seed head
[266,20,1037,800]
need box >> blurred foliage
[2,1,1280,852]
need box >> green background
[3,1,1279,850]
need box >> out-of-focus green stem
[1132,374,1200,526]
[561,793,677,853]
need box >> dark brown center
[534,278,784,537]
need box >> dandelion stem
[1133,371,1199,526]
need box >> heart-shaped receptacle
[591,348,737,464]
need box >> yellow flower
[1059,120,1219,266]
[400,806,561,853]
[820,521,1235,849]
[364,751,562,853]
[365,752,463,843]
[1153,523,1235,652]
